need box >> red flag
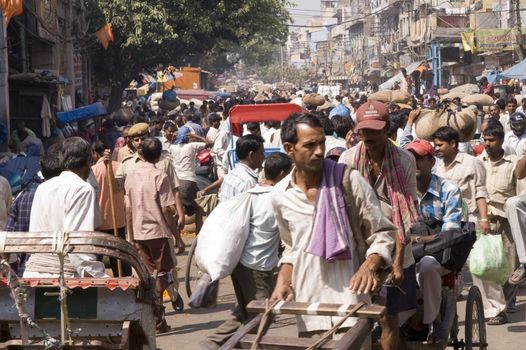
[96,23,114,49]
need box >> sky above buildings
[289,0,320,26]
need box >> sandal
[509,265,526,285]
[488,313,508,325]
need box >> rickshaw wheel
[185,237,203,298]
[465,286,487,350]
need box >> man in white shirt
[201,153,293,349]
[24,137,107,278]
[499,98,518,134]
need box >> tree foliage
[85,0,292,88]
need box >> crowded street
[3,1,526,350]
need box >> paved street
[156,234,526,350]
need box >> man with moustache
[339,101,420,350]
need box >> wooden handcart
[0,231,157,350]
[220,300,385,350]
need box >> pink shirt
[124,162,176,241]
[91,159,126,230]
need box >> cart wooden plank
[246,300,385,319]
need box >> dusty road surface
[156,234,526,349]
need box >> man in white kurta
[24,137,107,278]
[271,113,396,339]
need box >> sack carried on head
[302,93,326,107]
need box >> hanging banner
[461,32,476,53]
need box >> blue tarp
[496,58,526,81]
[56,102,108,125]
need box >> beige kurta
[272,168,396,332]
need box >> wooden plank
[239,335,339,349]
[219,315,262,350]
[246,300,385,319]
[333,318,371,350]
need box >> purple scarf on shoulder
[305,159,352,261]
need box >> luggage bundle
[415,106,477,142]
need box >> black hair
[41,143,63,180]
[319,116,334,136]
[482,118,505,139]
[331,115,354,138]
[496,98,506,110]
[432,126,460,147]
[208,113,222,124]
[507,98,518,106]
[264,152,293,181]
[61,137,92,171]
[92,140,106,157]
[281,113,323,144]
[163,120,177,130]
[140,137,162,163]
[236,134,264,160]
[246,122,261,133]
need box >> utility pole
[515,0,524,60]
[0,14,9,151]
[65,0,76,107]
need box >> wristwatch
[415,236,422,243]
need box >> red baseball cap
[355,100,389,131]
[406,139,435,157]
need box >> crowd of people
[1,80,526,349]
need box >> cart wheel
[465,286,487,350]
[185,237,202,298]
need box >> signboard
[476,28,518,51]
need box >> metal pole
[0,14,9,152]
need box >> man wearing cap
[118,123,149,163]
[406,139,462,341]
[339,100,420,350]
[502,112,526,156]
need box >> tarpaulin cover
[229,103,302,124]
[56,102,108,125]
[496,58,526,81]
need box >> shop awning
[496,58,526,81]
[378,61,423,90]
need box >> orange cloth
[92,159,126,230]
[0,0,23,24]
[96,23,114,49]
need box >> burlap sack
[414,109,442,141]
[441,92,467,100]
[368,90,411,104]
[450,83,479,95]
[515,94,524,106]
[437,88,449,96]
[302,93,326,107]
[461,94,494,107]
[438,108,477,142]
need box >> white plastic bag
[195,192,252,281]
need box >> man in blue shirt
[406,139,462,343]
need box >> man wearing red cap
[339,100,420,350]
[406,140,462,342]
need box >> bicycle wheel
[465,286,487,350]
[184,237,202,298]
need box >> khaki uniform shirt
[272,168,396,332]
[435,152,488,217]
[478,152,518,218]
[117,145,134,163]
